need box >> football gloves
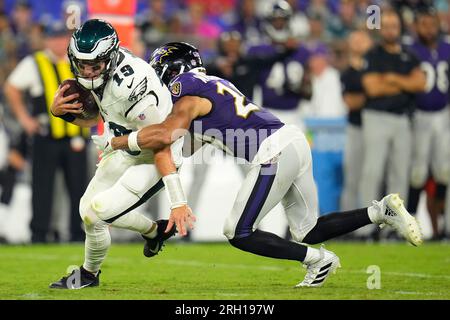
[92,122,114,157]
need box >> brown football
[60,79,99,120]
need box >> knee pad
[91,192,113,221]
[80,195,100,226]
[223,218,254,240]
[91,184,140,222]
[223,218,236,240]
[410,166,427,188]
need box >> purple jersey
[408,39,450,111]
[247,44,310,111]
[168,71,284,162]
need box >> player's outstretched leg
[49,266,100,289]
[228,229,340,288]
[142,219,177,257]
[295,246,341,288]
[300,194,423,247]
[368,193,423,246]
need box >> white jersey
[93,48,182,165]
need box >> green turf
[0,241,449,300]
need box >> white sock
[303,247,321,264]
[83,221,111,274]
[142,221,158,238]
[367,206,380,224]
[111,211,156,237]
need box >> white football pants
[223,132,318,243]
[80,150,165,273]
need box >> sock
[142,222,158,238]
[229,229,308,262]
[435,183,447,201]
[83,221,111,274]
[303,208,371,244]
[407,186,423,214]
[303,247,321,264]
[111,211,155,235]
[81,266,99,277]
[367,206,380,224]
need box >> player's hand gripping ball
[60,79,99,120]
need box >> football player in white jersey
[48,19,192,289]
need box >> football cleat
[296,246,341,288]
[49,266,100,289]
[371,193,423,246]
[143,219,177,258]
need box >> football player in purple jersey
[406,7,450,239]
[108,42,423,287]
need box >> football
[60,79,99,120]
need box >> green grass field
[0,241,449,300]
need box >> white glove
[91,122,114,157]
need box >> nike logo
[127,78,134,89]
[148,242,160,254]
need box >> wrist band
[128,130,141,152]
[51,110,76,123]
[162,172,187,209]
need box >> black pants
[30,135,87,242]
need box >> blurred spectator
[0,12,17,96]
[4,21,90,243]
[340,30,373,212]
[230,0,264,48]
[434,0,450,33]
[391,0,435,35]
[249,0,311,127]
[178,1,223,59]
[360,10,426,207]
[306,10,332,44]
[208,30,298,98]
[405,7,450,239]
[285,0,310,40]
[0,108,7,172]
[327,0,365,40]
[10,0,43,59]
[306,0,332,21]
[0,132,28,206]
[136,0,172,54]
[305,43,346,117]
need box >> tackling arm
[111,95,211,151]
[153,146,196,236]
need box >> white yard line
[161,259,450,281]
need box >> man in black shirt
[340,30,372,213]
[360,10,426,207]
[207,30,301,99]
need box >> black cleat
[49,266,100,289]
[143,219,177,258]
